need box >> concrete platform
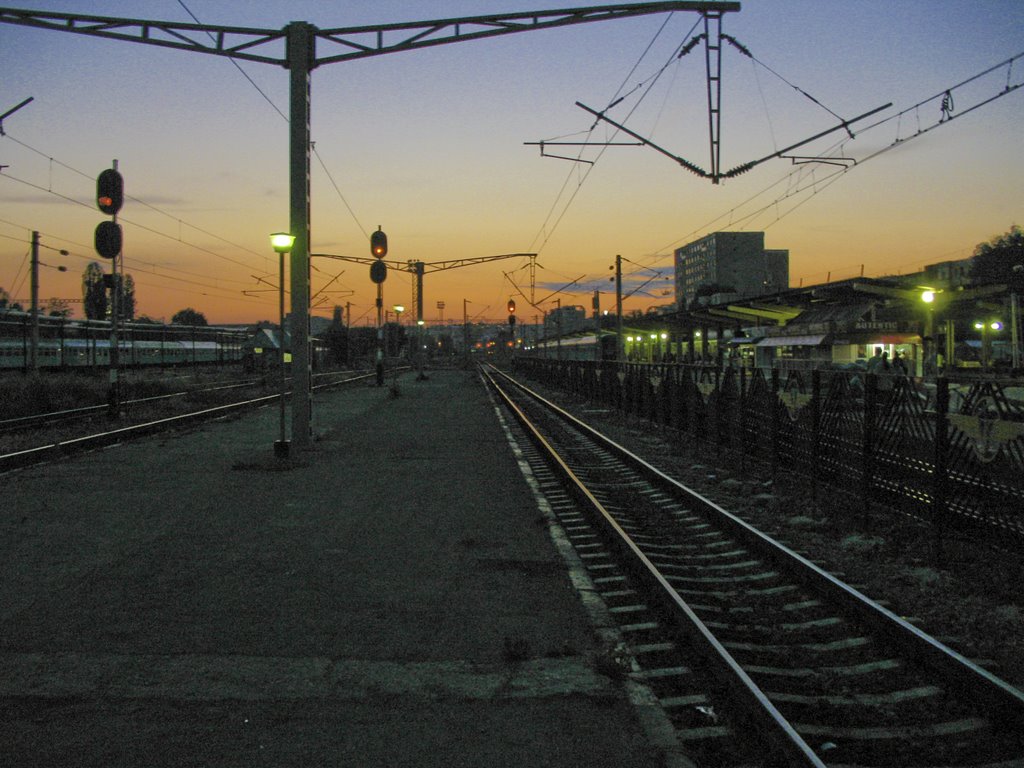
[0,369,666,767]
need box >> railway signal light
[507,299,516,313]
[370,226,387,258]
[96,168,124,216]
[94,220,122,259]
[370,259,387,284]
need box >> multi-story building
[674,232,789,310]
[544,304,587,336]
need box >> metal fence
[514,357,1024,543]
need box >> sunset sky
[2,0,1022,326]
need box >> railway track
[0,369,380,473]
[483,365,1024,767]
[0,378,268,433]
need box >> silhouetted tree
[119,274,136,321]
[171,308,208,326]
[970,224,1024,292]
[82,262,106,320]
[44,298,73,318]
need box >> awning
[755,335,827,347]
[829,332,921,345]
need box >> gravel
[528,378,1024,690]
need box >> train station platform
[0,369,670,767]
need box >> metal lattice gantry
[0,1,741,446]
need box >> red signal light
[96,168,123,215]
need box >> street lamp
[416,319,428,379]
[919,288,939,376]
[392,304,405,358]
[270,232,295,458]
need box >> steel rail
[0,369,372,433]
[487,364,1024,741]
[0,370,379,473]
[482,365,826,767]
[0,379,266,432]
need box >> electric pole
[1,2,740,443]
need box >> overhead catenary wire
[526,14,703,257]
[0,217,269,311]
[2,132,268,264]
[632,49,1024,282]
[176,0,369,242]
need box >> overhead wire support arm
[313,3,741,65]
[523,140,643,164]
[0,1,740,451]
[0,96,33,135]
[721,101,891,178]
[575,101,710,177]
[0,8,286,64]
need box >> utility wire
[641,50,1024,274]
[2,132,268,263]
[176,0,369,240]
[0,170,262,272]
[527,15,703,257]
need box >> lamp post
[921,289,936,377]
[416,319,427,380]
[270,232,295,458]
[392,304,405,358]
[974,319,1003,370]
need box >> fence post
[739,367,748,473]
[932,377,949,561]
[771,368,780,481]
[862,373,878,527]
[715,366,724,459]
[811,369,821,501]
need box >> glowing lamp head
[270,232,295,253]
[921,289,936,304]
[991,321,1003,331]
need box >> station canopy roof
[755,334,828,347]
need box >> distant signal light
[96,168,123,215]
[370,226,387,258]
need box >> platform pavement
[0,368,674,767]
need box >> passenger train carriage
[0,337,243,370]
